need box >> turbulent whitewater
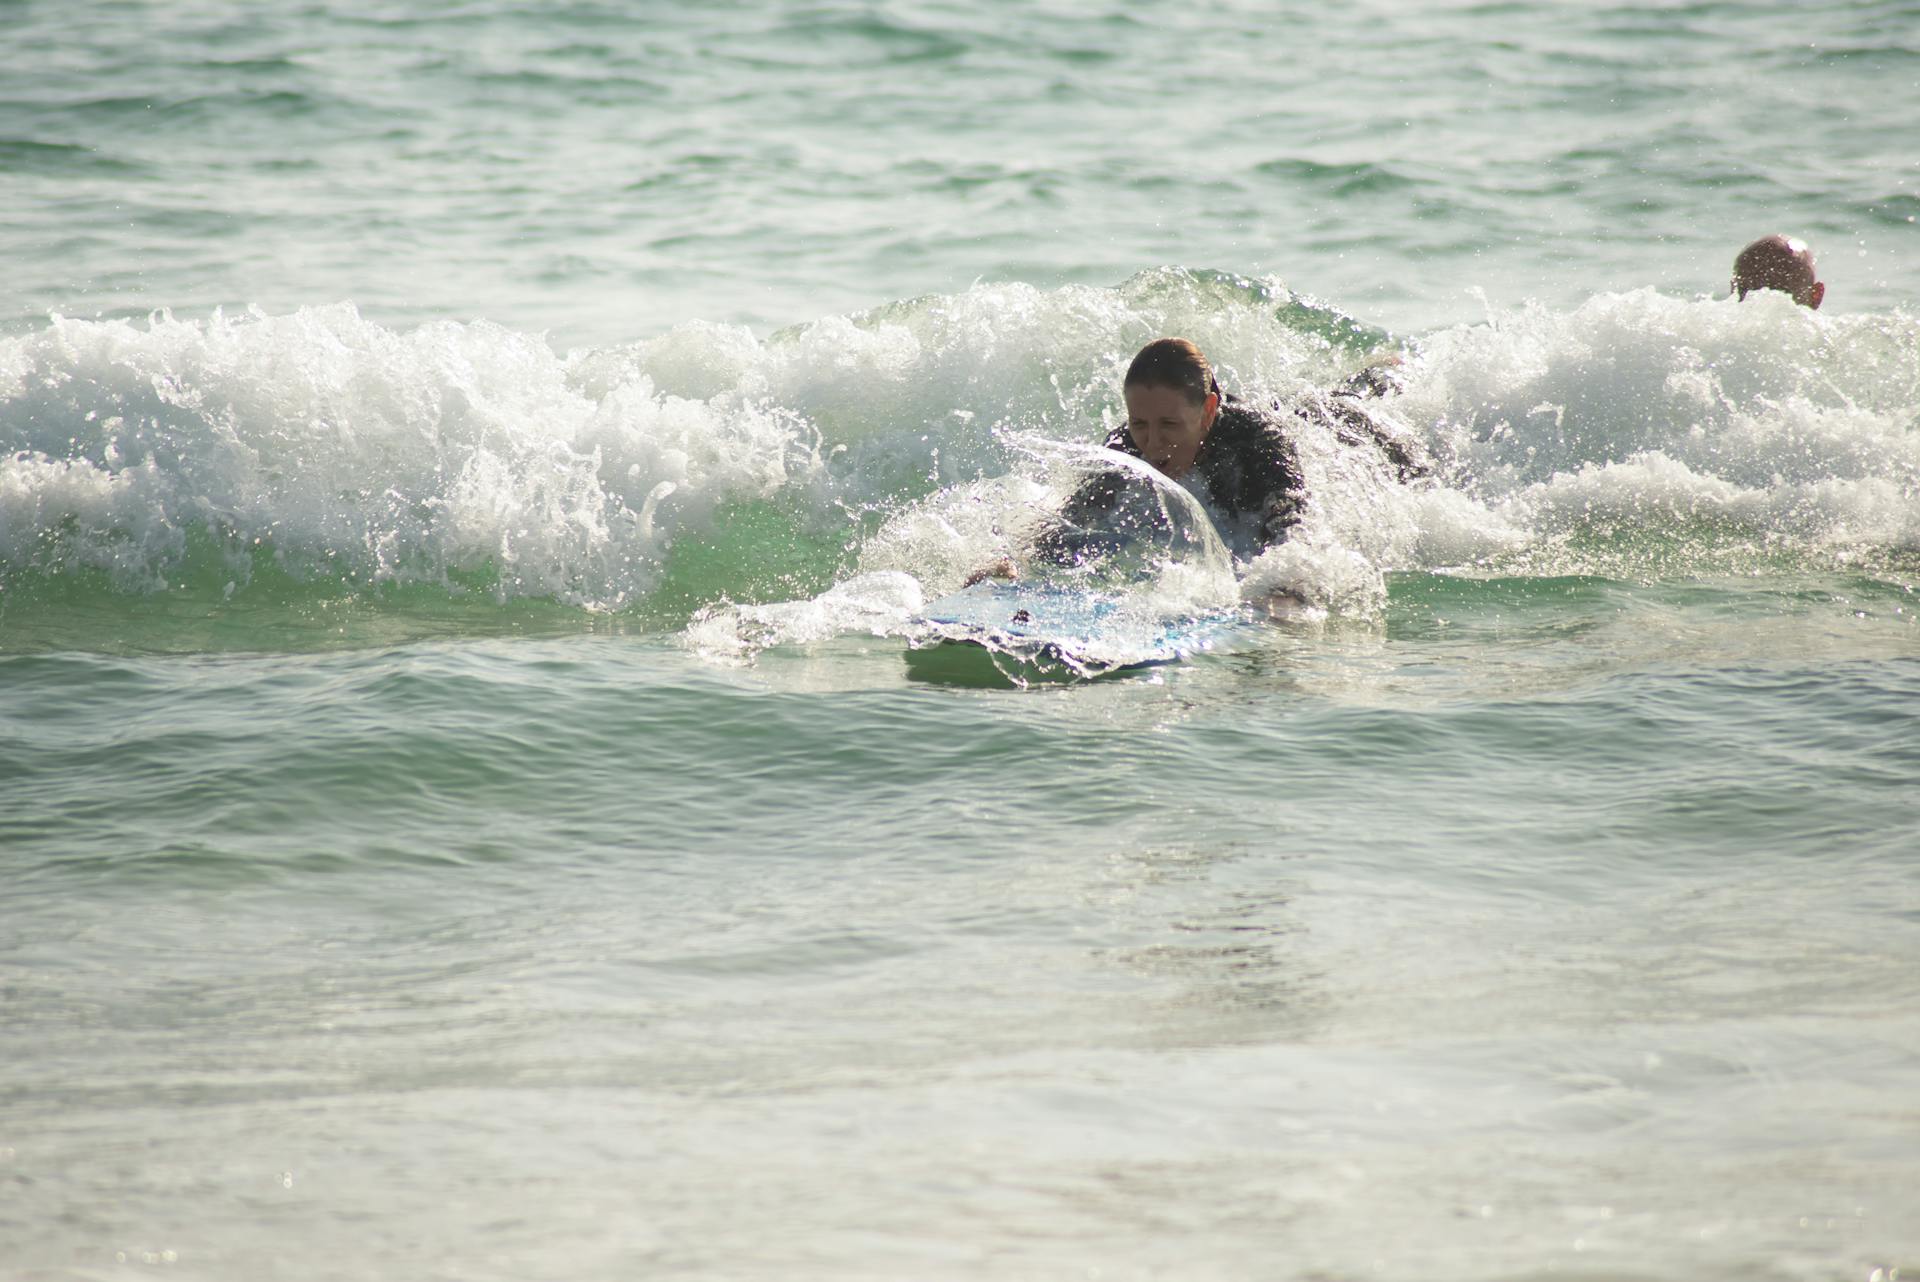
[4,3,1918,1280]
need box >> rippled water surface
[3,3,1918,1280]
[4,0,1916,343]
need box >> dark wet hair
[1124,338,1220,405]
[1733,234,1818,303]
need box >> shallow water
[4,3,1920,1280]
[6,587,1918,1280]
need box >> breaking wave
[3,269,1915,651]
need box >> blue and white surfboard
[904,580,1241,685]
[901,446,1249,684]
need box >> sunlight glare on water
[2,3,1918,1280]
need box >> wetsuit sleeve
[1031,471,1124,563]
[1326,360,1433,482]
[1322,392,1432,483]
[1252,428,1308,547]
[1335,360,1405,400]
[1029,426,1134,564]
[1208,402,1308,550]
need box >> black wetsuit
[1088,395,1308,551]
[1318,363,1433,485]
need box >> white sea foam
[0,305,824,603]
[3,281,1915,621]
[1387,289,1920,574]
[683,570,928,663]
[692,442,1245,661]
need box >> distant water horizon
[4,0,1915,348]
[4,4,1917,1280]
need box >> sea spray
[0,305,830,605]
[690,442,1245,664]
[5,277,1917,651]
[1394,289,1920,577]
[0,272,1378,617]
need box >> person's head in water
[1732,235,1824,309]
[1123,338,1221,480]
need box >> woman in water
[1078,336,1309,556]
[969,336,1426,581]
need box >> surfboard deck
[904,581,1238,687]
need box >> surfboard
[903,580,1241,686]
[899,444,1248,685]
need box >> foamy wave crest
[0,305,825,604]
[571,268,1375,500]
[7,279,1913,624]
[1394,288,1920,574]
[0,271,1375,609]
[1161,286,1919,605]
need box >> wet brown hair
[1733,235,1820,305]
[1124,338,1219,405]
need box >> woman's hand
[962,558,1016,588]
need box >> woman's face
[1125,383,1218,479]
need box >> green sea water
[4,3,1920,1280]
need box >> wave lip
[4,280,1917,650]
[0,303,828,609]
[1391,288,1920,576]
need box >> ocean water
[3,3,1919,1281]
